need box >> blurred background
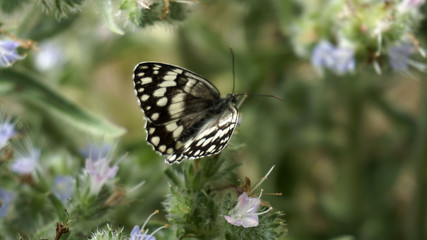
[1,0,427,239]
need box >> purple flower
[224,192,272,228]
[311,40,355,75]
[0,40,25,67]
[52,176,75,201]
[332,47,356,74]
[0,113,16,150]
[10,142,40,175]
[388,43,415,71]
[0,187,15,217]
[84,145,119,195]
[130,210,168,240]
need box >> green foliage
[0,0,30,14]
[88,224,124,240]
[164,157,285,239]
[1,0,427,240]
[40,0,86,19]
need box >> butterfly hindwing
[133,62,239,163]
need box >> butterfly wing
[167,105,239,163]
[133,62,230,163]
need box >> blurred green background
[1,0,427,239]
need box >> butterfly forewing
[133,62,239,164]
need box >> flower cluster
[291,0,426,75]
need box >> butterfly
[133,62,241,164]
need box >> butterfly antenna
[238,93,284,103]
[229,47,236,94]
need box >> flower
[0,40,25,67]
[0,187,15,217]
[388,43,415,71]
[330,47,356,75]
[311,40,355,76]
[52,176,75,201]
[0,113,16,150]
[10,141,40,175]
[224,191,272,228]
[84,146,119,195]
[387,42,427,72]
[130,210,168,240]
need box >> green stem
[345,76,364,223]
[16,2,41,37]
[411,79,427,240]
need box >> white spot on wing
[149,128,155,134]
[173,125,183,138]
[196,139,205,146]
[202,137,213,147]
[207,145,216,153]
[166,122,178,132]
[140,77,152,85]
[159,80,177,87]
[151,113,159,120]
[168,102,184,117]
[159,145,166,152]
[163,74,177,81]
[157,97,168,106]
[173,69,183,74]
[153,87,167,97]
[151,136,160,146]
[140,94,149,101]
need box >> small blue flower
[130,210,168,240]
[332,47,356,75]
[311,40,356,75]
[388,43,415,71]
[10,141,40,175]
[0,40,25,68]
[0,113,16,150]
[311,41,336,72]
[0,187,15,218]
[52,176,75,201]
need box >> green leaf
[0,68,126,138]
[47,193,68,222]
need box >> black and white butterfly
[133,62,242,164]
